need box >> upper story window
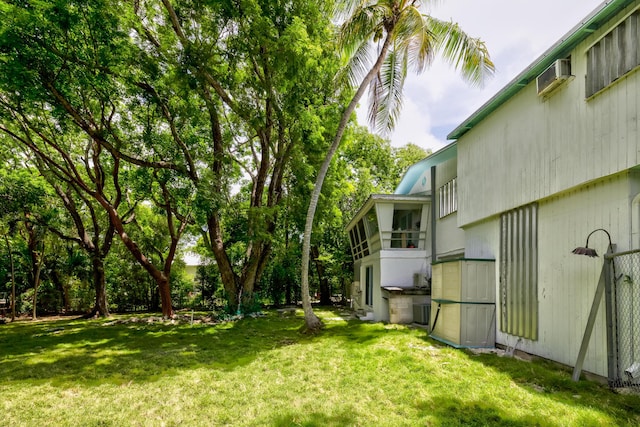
[439,177,457,218]
[391,206,422,248]
[349,208,378,260]
[586,10,640,98]
[349,219,369,260]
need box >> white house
[347,0,640,383]
[346,142,465,323]
[446,0,640,381]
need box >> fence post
[604,253,616,386]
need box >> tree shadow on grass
[0,309,384,386]
[414,396,537,426]
[416,340,640,424]
[265,409,358,427]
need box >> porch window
[348,208,380,261]
[439,177,457,218]
[499,203,538,340]
[365,266,373,306]
[586,10,640,97]
[349,219,370,260]
[391,206,421,248]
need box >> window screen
[586,10,640,97]
[439,178,457,218]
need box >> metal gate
[607,250,640,390]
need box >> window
[586,10,640,97]
[348,209,379,260]
[391,206,421,248]
[499,203,538,340]
[439,177,457,218]
[349,219,370,260]
[365,266,373,306]
[365,208,379,237]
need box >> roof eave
[345,194,430,231]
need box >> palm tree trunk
[31,241,45,320]
[300,35,393,332]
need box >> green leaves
[336,0,494,133]
[426,16,494,87]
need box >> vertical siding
[482,174,633,377]
[457,3,640,228]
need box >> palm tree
[300,0,495,332]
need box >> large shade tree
[300,0,495,331]
[0,0,194,317]
[0,169,50,319]
[0,0,345,315]
[151,0,343,311]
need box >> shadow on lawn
[415,395,539,426]
[468,352,640,425]
[423,343,640,424]
[267,409,358,427]
[0,309,381,386]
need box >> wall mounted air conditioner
[413,273,429,289]
[536,58,571,96]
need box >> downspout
[431,166,437,262]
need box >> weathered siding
[469,173,637,376]
[457,4,640,227]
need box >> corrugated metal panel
[500,203,538,340]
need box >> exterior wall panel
[457,4,640,228]
[475,173,634,377]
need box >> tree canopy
[0,0,490,323]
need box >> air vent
[536,59,571,96]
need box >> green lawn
[0,309,638,426]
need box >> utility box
[413,303,431,326]
[430,259,496,348]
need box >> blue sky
[356,0,606,152]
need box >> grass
[0,308,638,426]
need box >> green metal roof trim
[394,142,457,194]
[447,0,636,140]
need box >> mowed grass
[1,309,638,426]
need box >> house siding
[463,172,638,376]
[457,2,640,228]
[435,158,465,259]
[453,1,640,377]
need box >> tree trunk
[300,35,393,332]
[89,254,109,317]
[50,270,71,313]
[206,215,239,310]
[311,246,331,305]
[157,274,173,318]
[31,244,44,320]
[3,234,16,321]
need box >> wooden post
[572,247,613,381]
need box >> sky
[356,0,606,152]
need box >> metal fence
[608,250,640,390]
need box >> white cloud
[355,0,605,150]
